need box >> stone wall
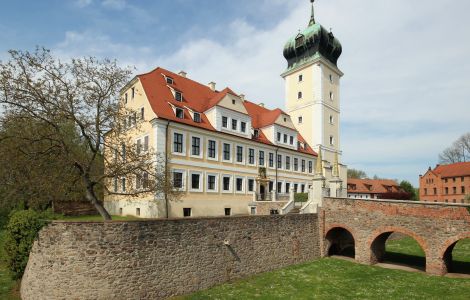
[253,201,288,215]
[321,197,470,275]
[21,214,320,300]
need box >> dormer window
[283,134,287,143]
[290,136,294,145]
[175,91,183,102]
[232,119,238,130]
[277,132,281,142]
[175,108,184,119]
[232,99,236,105]
[295,35,305,48]
[254,129,259,138]
[240,122,246,133]
[193,112,201,123]
[166,77,174,84]
[304,143,308,150]
[222,116,228,128]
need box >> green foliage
[294,193,308,203]
[347,168,367,179]
[399,180,418,201]
[3,210,52,279]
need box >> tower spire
[309,0,315,26]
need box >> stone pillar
[289,187,295,202]
[271,190,276,202]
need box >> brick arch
[438,232,470,258]
[367,226,429,265]
[324,224,357,258]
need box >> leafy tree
[439,133,470,164]
[399,180,418,201]
[0,48,179,220]
[347,168,367,179]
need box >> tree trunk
[85,185,112,220]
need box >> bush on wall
[3,210,51,279]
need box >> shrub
[3,210,50,279]
[295,193,309,203]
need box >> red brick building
[419,162,470,203]
[347,179,408,200]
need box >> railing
[281,200,295,215]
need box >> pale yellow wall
[217,94,248,114]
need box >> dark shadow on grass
[383,252,426,271]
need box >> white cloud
[75,0,93,8]
[54,0,470,185]
[102,0,126,10]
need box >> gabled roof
[347,178,402,194]
[433,162,470,178]
[137,67,317,156]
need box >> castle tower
[281,0,343,170]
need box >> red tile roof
[137,67,317,156]
[347,178,402,194]
[433,162,470,178]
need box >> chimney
[208,82,216,91]
[239,94,245,101]
[259,103,265,107]
[178,71,187,78]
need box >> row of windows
[276,132,295,145]
[123,87,136,104]
[173,132,314,173]
[297,91,334,101]
[172,170,310,194]
[113,172,150,193]
[444,177,466,183]
[122,107,145,129]
[297,73,335,83]
[222,116,247,133]
[114,135,149,162]
[424,186,466,195]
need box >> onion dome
[283,1,342,71]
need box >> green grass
[180,258,470,300]
[0,231,20,300]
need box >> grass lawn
[180,238,470,300]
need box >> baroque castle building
[104,1,346,218]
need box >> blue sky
[1,0,470,186]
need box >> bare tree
[0,48,178,220]
[439,133,470,164]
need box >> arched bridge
[320,198,470,275]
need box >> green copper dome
[283,2,342,70]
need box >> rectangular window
[193,112,201,123]
[298,116,303,124]
[173,172,183,189]
[175,108,184,119]
[208,140,216,159]
[269,153,274,168]
[236,146,243,163]
[277,182,282,193]
[232,119,238,130]
[277,154,282,169]
[223,143,231,161]
[301,184,305,193]
[121,143,126,161]
[259,151,265,166]
[166,77,173,84]
[251,207,256,215]
[191,136,201,156]
[136,173,142,189]
[286,183,290,193]
[254,129,259,138]
[173,133,183,153]
[143,136,149,152]
[249,148,255,164]
[277,132,281,142]
[191,173,200,190]
[113,177,118,193]
[175,91,182,102]
[222,116,228,128]
[286,156,291,170]
[137,139,142,155]
[124,93,128,104]
[248,179,254,192]
[183,208,191,217]
[294,184,298,193]
[136,208,140,216]
[223,176,231,191]
[143,172,149,189]
[131,87,135,99]
[294,158,299,171]
[208,175,216,191]
[140,107,145,120]
[453,187,457,194]
[241,122,246,133]
[462,186,466,194]
[121,177,126,192]
[269,181,274,192]
[290,136,294,145]
[445,187,449,195]
[225,208,231,216]
[434,188,437,195]
[308,161,313,173]
[301,160,306,172]
[283,134,288,143]
[236,178,243,192]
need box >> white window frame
[172,169,186,191]
[190,134,203,159]
[222,142,233,163]
[172,130,186,156]
[247,148,256,166]
[189,171,203,193]
[235,176,245,194]
[206,173,219,193]
[235,145,245,165]
[268,152,275,169]
[247,177,255,193]
[206,139,218,161]
[258,150,265,167]
[221,175,233,193]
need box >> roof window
[175,107,184,119]
[193,112,201,123]
[166,77,174,84]
[175,91,182,102]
